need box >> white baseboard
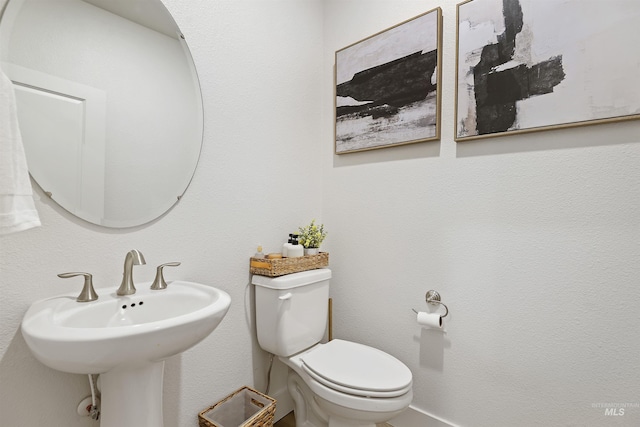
[389,405,458,427]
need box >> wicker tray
[198,386,276,427]
[250,252,329,277]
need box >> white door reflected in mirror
[0,0,204,227]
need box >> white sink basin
[22,280,230,373]
[21,280,231,427]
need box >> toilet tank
[252,269,331,357]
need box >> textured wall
[2,1,639,426]
[322,1,640,426]
[0,0,323,426]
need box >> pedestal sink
[21,281,231,427]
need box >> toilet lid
[300,340,412,398]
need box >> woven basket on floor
[198,386,276,427]
[250,252,329,277]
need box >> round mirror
[0,0,203,228]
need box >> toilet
[252,269,412,427]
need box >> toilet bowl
[282,340,412,427]
[252,269,413,427]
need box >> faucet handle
[58,272,98,302]
[150,262,181,290]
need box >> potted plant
[297,219,327,255]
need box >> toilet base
[318,396,401,427]
[327,417,377,427]
[288,369,328,427]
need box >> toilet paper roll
[416,311,442,328]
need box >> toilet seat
[300,339,412,398]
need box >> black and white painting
[456,0,640,141]
[335,8,442,154]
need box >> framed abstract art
[335,8,442,154]
[455,0,640,141]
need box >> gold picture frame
[335,8,442,154]
[455,0,640,142]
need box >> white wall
[0,0,323,426]
[2,0,639,426]
[322,1,640,426]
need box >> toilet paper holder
[412,290,449,318]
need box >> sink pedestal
[21,281,231,426]
[100,361,165,427]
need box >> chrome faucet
[116,249,146,296]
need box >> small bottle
[287,234,304,258]
[282,233,293,257]
[254,245,265,259]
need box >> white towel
[0,67,41,234]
